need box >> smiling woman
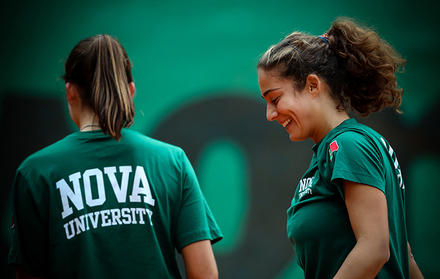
[257,18,424,279]
[258,69,343,142]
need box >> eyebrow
[262,88,281,99]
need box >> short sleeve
[174,150,223,251]
[330,131,385,193]
[8,169,48,276]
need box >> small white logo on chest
[298,177,314,198]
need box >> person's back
[9,34,222,279]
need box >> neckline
[312,118,357,153]
[71,129,110,140]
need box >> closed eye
[271,96,279,105]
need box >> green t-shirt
[287,118,408,278]
[9,129,222,278]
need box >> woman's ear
[65,82,80,105]
[65,82,82,128]
[305,74,321,96]
[129,82,135,98]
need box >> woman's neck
[312,109,349,143]
[78,109,101,132]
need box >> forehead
[258,69,291,90]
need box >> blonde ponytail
[63,34,134,140]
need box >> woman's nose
[266,104,278,121]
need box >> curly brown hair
[257,17,406,116]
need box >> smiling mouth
[281,118,292,128]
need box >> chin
[289,133,307,142]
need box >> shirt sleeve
[330,131,386,193]
[174,150,223,252]
[8,168,48,276]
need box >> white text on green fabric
[55,166,155,239]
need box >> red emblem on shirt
[329,140,339,158]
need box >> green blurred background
[1,0,439,278]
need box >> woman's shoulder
[327,121,389,166]
[16,133,79,175]
[121,128,186,156]
[331,119,384,146]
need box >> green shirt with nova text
[9,129,222,278]
[287,118,408,278]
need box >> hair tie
[319,33,329,44]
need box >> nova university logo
[56,166,155,239]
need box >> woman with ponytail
[9,34,222,279]
[258,18,423,278]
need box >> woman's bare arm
[333,181,390,279]
[408,242,424,279]
[181,239,218,279]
